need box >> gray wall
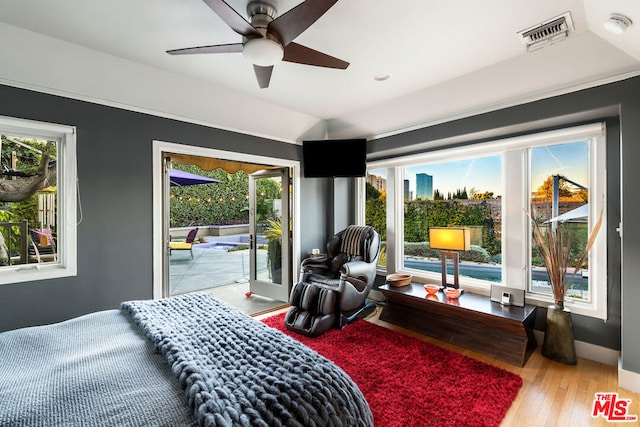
[330,178,358,235]
[0,84,303,332]
[297,176,359,257]
[298,176,331,256]
[369,75,639,375]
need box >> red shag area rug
[262,313,522,427]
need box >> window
[364,123,607,319]
[402,156,502,285]
[365,169,387,269]
[0,116,77,285]
[529,141,589,299]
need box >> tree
[575,188,589,203]
[366,182,381,200]
[472,191,495,200]
[535,175,573,200]
[255,177,281,221]
[452,187,468,199]
[0,139,57,202]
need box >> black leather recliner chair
[285,225,380,337]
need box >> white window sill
[524,292,607,320]
[0,263,77,285]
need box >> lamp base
[440,251,460,289]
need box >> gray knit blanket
[0,308,198,427]
[122,293,372,427]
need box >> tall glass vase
[542,303,577,365]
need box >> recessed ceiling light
[373,73,391,82]
[603,14,632,34]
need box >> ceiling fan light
[243,38,284,66]
[603,14,632,34]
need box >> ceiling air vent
[517,12,574,52]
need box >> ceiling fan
[167,0,349,88]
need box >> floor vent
[517,12,574,52]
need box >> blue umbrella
[169,169,220,186]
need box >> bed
[0,293,372,426]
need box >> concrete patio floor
[169,243,288,315]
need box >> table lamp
[429,227,471,289]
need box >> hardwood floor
[365,306,639,427]
[259,305,639,426]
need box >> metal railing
[0,219,29,265]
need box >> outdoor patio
[169,237,287,315]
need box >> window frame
[0,115,77,285]
[364,123,607,319]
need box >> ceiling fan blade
[167,43,243,55]
[202,0,262,38]
[268,0,338,46]
[254,65,273,88]
[283,42,348,69]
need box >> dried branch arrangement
[527,205,604,306]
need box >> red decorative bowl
[443,287,462,299]
[424,284,440,295]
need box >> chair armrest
[341,260,376,280]
[301,256,329,269]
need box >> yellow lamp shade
[429,227,471,251]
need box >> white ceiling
[0,0,639,142]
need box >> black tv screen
[302,139,367,178]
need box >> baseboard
[533,330,620,366]
[618,364,640,393]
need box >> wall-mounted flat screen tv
[302,139,367,177]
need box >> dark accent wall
[369,75,640,375]
[0,84,304,332]
[298,176,332,255]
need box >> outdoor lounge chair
[169,228,198,258]
[28,229,57,263]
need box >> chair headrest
[339,225,373,256]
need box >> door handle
[249,234,254,250]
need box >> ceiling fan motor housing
[243,1,283,66]
[168,0,349,88]
[247,2,278,31]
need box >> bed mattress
[0,293,372,427]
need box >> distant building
[366,173,386,192]
[416,173,433,199]
[404,179,410,200]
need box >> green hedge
[404,242,493,263]
[365,198,386,240]
[366,198,501,255]
[170,165,249,228]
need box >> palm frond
[264,218,282,241]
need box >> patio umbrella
[169,169,220,186]
[545,204,589,223]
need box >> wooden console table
[379,283,537,366]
